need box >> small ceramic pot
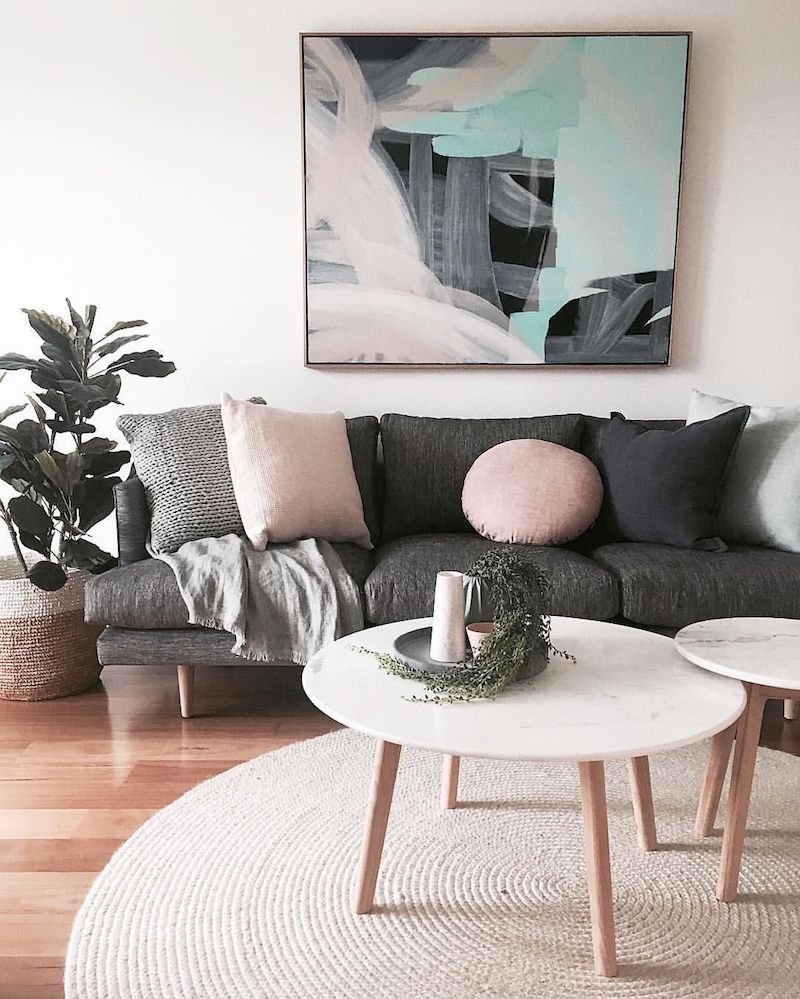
[466,621,494,657]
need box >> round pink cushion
[462,439,603,545]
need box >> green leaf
[106,350,176,378]
[30,368,63,392]
[93,333,149,358]
[14,419,49,455]
[0,456,31,488]
[27,560,67,591]
[85,304,97,331]
[83,449,130,476]
[0,353,41,372]
[83,373,121,417]
[79,437,117,455]
[0,403,26,424]
[89,555,117,575]
[57,380,111,404]
[45,420,96,435]
[73,476,119,531]
[103,319,148,337]
[66,298,90,341]
[8,495,51,539]
[0,426,21,448]
[22,309,71,345]
[25,394,47,425]
[37,390,69,421]
[62,537,110,570]
[63,449,86,488]
[0,453,17,473]
[34,451,68,493]
[40,341,79,376]
[18,530,50,557]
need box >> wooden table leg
[441,755,460,809]
[717,684,765,902]
[353,740,401,914]
[695,722,736,837]
[784,699,800,721]
[177,664,195,719]
[627,756,657,851]
[578,760,617,977]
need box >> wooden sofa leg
[177,665,195,718]
[784,699,800,721]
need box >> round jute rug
[66,729,800,999]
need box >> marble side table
[675,617,800,902]
[304,617,745,977]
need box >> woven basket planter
[0,556,103,701]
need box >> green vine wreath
[356,548,575,704]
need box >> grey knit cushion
[118,403,248,554]
[380,413,584,540]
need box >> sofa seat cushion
[85,543,373,630]
[590,542,800,629]
[364,534,619,625]
[85,559,190,629]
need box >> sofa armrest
[115,477,150,564]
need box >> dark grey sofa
[86,412,800,716]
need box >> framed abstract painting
[301,32,690,368]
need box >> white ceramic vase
[429,570,466,663]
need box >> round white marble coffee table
[303,617,745,977]
[675,617,800,902]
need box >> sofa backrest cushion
[379,413,584,540]
[345,416,381,545]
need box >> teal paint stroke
[433,130,521,157]
[394,35,688,332]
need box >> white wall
[1,0,799,555]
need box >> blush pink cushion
[462,439,603,545]
[221,395,372,550]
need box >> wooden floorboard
[0,663,337,999]
[0,664,796,997]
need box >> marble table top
[675,617,800,690]
[303,617,745,762]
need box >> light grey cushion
[364,534,619,624]
[687,389,800,552]
[590,541,800,628]
[118,403,247,554]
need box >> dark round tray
[392,626,468,673]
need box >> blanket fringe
[188,613,306,665]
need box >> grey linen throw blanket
[153,535,363,663]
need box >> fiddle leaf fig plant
[0,301,175,590]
